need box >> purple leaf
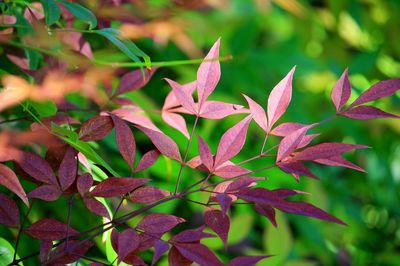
[236,188,283,206]
[162,111,190,138]
[123,254,147,266]
[216,193,232,216]
[79,116,113,141]
[28,184,62,201]
[58,147,77,191]
[272,189,308,199]
[214,115,252,167]
[174,243,224,266]
[331,68,351,111]
[340,105,400,120]
[0,163,29,206]
[77,173,93,197]
[270,122,309,137]
[294,143,369,161]
[199,101,248,120]
[267,66,295,130]
[164,78,197,114]
[24,218,79,240]
[0,193,19,227]
[16,152,57,185]
[204,209,230,247]
[276,126,311,162]
[138,213,185,234]
[254,204,277,227]
[172,228,215,243]
[111,114,136,170]
[168,246,192,266]
[152,240,170,266]
[83,198,110,218]
[50,240,93,265]
[135,150,160,172]
[228,255,271,266]
[115,68,155,96]
[39,240,52,263]
[197,134,214,171]
[90,177,149,197]
[349,78,400,107]
[213,164,251,178]
[314,156,365,172]
[118,228,139,264]
[197,38,221,107]
[129,186,170,204]
[277,161,318,180]
[243,94,268,132]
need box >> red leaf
[228,255,271,266]
[197,38,221,107]
[172,228,215,243]
[58,147,77,191]
[174,243,224,266]
[16,152,57,185]
[213,164,251,178]
[162,111,190,138]
[83,198,110,218]
[331,68,351,111]
[164,78,197,114]
[204,209,229,247]
[111,115,136,170]
[254,204,277,227]
[129,186,170,204]
[243,94,268,132]
[135,150,160,172]
[50,240,93,264]
[118,228,139,264]
[294,143,369,161]
[214,115,252,167]
[197,134,214,171]
[349,78,400,107]
[0,163,29,206]
[236,188,284,206]
[199,101,248,120]
[77,173,93,197]
[267,66,295,130]
[90,177,149,198]
[168,246,192,266]
[39,240,52,263]
[123,254,147,265]
[79,116,113,141]
[276,126,311,162]
[270,122,309,137]
[28,184,62,201]
[25,218,79,240]
[314,156,365,172]
[115,68,155,96]
[277,161,318,180]
[0,193,19,227]
[152,240,169,266]
[137,213,185,234]
[340,105,400,120]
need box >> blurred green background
[1,0,400,265]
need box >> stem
[0,116,30,125]
[65,196,74,250]
[260,133,269,154]
[12,200,34,263]
[174,116,199,194]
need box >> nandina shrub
[0,2,400,266]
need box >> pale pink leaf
[175,243,224,266]
[28,184,62,201]
[77,152,91,174]
[58,147,77,191]
[199,101,248,120]
[340,105,400,120]
[213,164,251,178]
[276,126,311,162]
[118,228,139,264]
[25,218,79,240]
[243,94,268,132]
[90,177,150,198]
[197,134,214,171]
[0,163,29,206]
[204,209,229,247]
[0,193,19,227]
[331,68,351,111]
[271,122,310,137]
[162,111,190,138]
[165,78,197,114]
[135,150,160,172]
[163,81,197,110]
[111,115,136,170]
[294,143,369,161]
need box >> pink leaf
[137,213,185,234]
[28,184,62,201]
[152,240,170,266]
[174,243,224,266]
[164,78,197,114]
[83,198,110,219]
[254,204,277,227]
[16,152,57,185]
[77,173,93,197]
[213,164,251,178]
[340,105,400,120]
[25,218,79,240]
[78,152,91,173]
[197,38,221,107]
[129,186,170,204]
[111,115,136,170]
[197,134,214,171]
[267,66,296,130]
[90,177,149,198]
[168,246,192,266]
[162,111,190,138]
[228,255,271,266]
[314,156,365,172]
[62,32,93,59]
[162,81,197,110]
[204,209,230,247]
[199,101,248,120]
[277,161,318,180]
[270,122,310,137]
[349,78,400,107]
[0,163,29,206]
[112,107,160,132]
[331,68,351,111]
[135,150,160,172]
[298,134,319,149]
[58,147,77,191]
[277,126,311,162]
[0,193,19,227]
[79,116,113,141]
[214,115,252,167]
[172,228,215,243]
[115,68,155,96]
[118,228,139,264]
[294,143,369,161]
[243,94,268,132]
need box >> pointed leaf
[216,193,232,216]
[168,246,192,266]
[58,147,77,191]
[172,228,215,243]
[28,184,62,201]
[277,126,311,162]
[243,94,268,132]
[111,115,136,170]
[162,111,190,138]
[341,105,400,120]
[174,243,224,266]
[152,240,169,266]
[295,143,369,161]
[228,255,271,266]
[0,163,29,206]
[163,81,197,110]
[277,161,318,180]
[90,177,149,198]
[199,101,248,120]
[205,209,229,246]
[254,204,276,227]
[79,116,113,141]
[165,78,197,114]
[213,164,251,178]
[39,240,53,263]
[129,186,170,204]
[77,173,93,196]
[314,156,365,172]
[115,68,155,96]
[84,198,110,218]
[24,218,79,240]
[270,122,310,137]
[197,135,214,171]
[350,78,400,107]
[138,213,185,234]
[118,228,139,264]
[0,193,19,227]
[51,240,93,264]
[16,152,57,185]
[58,0,97,29]
[41,0,61,26]
[331,68,351,111]
[135,150,160,172]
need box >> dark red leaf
[0,163,29,206]
[137,232,162,252]
[123,254,148,265]
[28,184,62,201]
[152,240,169,266]
[272,189,308,199]
[84,198,110,218]
[50,240,93,264]
[115,68,155,96]
[137,213,185,234]
[129,186,170,204]
[168,246,192,266]
[172,228,215,243]
[16,152,57,185]
[77,173,93,197]
[254,204,277,227]
[174,243,224,266]
[228,255,271,266]
[118,228,139,264]
[340,105,400,120]
[197,134,214,171]
[90,177,149,197]
[277,161,318,180]
[39,240,52,263]
[58,147,77,191]
[236,188,284,206]
[331,68,351,111]
[199,101,248,120]
[79,116,113,141]
[0,193,20,227]
[204,209,229,247]
[111,115,136,170]
[111,229,119,252]
[24,218,79,240]
[294,143,369,161]
[135,150,160,172]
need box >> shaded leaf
[152,240,169,266]
[58,147,77,191]
[115,68,155,96]
[162,111,190,138]
[58,0,97,29]
[83,198,110,219]
[28,184,62,201]
[50,240,93,264]
[331,68,351,111]
[0,193,19,227]
[0,163,29,206]
[111,115,136,170]
[118,228,139,264]
[138,213,185,234]
[168,246,192,266]
[135,150,160,172]
[340,105,400,120]
[228,255,271,266]
[254,204,277,227]
[277,161,318,180]
[205,209,229,246]
[16,152,57,185]
[216,193,233,216]
[175,243,224,266]
[39,240,52,263]
[25,218,79,240]
[172,228,215,243]
[90,177,149,197]
[79,116,113,141]
[129,186,170,204]
[197,134,214,171]
[77,173,93,196]
[165,78,197,114]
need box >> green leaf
[30,101,57,117]
[41,0,61,26]
[57,0,97,29]
[0,237,23,266]
[24,49,42,70]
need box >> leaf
[79,116,113,141]
[164,78,197,114]
[243,94,268,132]
[137,213,185,234]
[41,0,61,26]
[276,126,311,162]
[349,78,400,107]
[331,68,351,111]
[118,228,139,264]
[77,173,93,196]
[267,66,296,130]
[152,240,169,266]
[0,163,29,206]
[0,237,21,265]
[216,193,233,216]
[340,105,400,120]
[50,240,93,264]
[28,184,62,201]
[213,164,251,178]
[197,38,221,107]
[277,161,318,180]
[162,111,190,139]
[199,101,248,120]
[271,122,310,137]
[197,134,214,171]
[90,177,149,198]
[57,0,97,29]
[0,193,19,227]
[135,150,160,172]
[15,152,58,185]
[163,81,197,110]
[83,198,110,219]
[129,186,170,204]
[172,228,215,243]
[294,143,369,161]
[313,156,365,172]
[214,115,252,167]
[115,68,155,96]
[204,209,230,247]
[174,243,224,266]
[168,246,192,266]
[228,255,271,266]
[39,240,52,263]
[111,115,136,170]
[254,204,277,227]
[58,147,77,191]
[24,218,79,240]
